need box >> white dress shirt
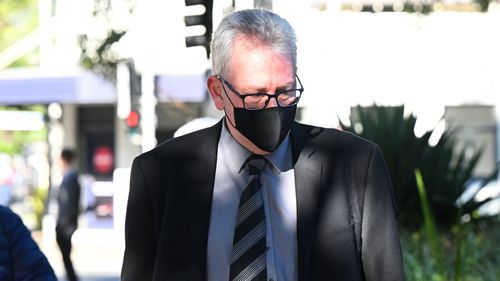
[207,122,298,281]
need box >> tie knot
[246,155,266,176]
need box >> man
[56,149,80,281]
[122,9,405,281]
[0,205,57,281]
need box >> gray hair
[211,9,297,77]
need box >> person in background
[56,148,80,281]
[0,205,57,281]
[122,9,405,281]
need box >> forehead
[227,36,293,87]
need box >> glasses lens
[277,90,301,107]
[244,95,269,110]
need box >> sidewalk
[35,228,124,281]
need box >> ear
[207,75,225,110]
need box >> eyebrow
[251,81,295,94]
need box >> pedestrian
[0,205,57,281]
[56,148,80,281]
[122,9,405,281]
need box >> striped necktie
[229,154,267,281]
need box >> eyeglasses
[216,75,304,110]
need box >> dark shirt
[57,170,80,230]
[0,205,57,281]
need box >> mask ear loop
[217,76,238,128]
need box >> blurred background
[0,0,499,280]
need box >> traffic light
[126,109,141,145]
[126,110,140,130]
[126,60,142,144]
[184,0,213,58]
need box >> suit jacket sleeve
[121,157,156,281]
[361,145,405,281]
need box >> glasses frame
[216,74,304,110]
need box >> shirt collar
[220,120,292,174]
[220,121,251,175]
[265,133,292,173]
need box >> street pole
[140,70,157,153]
[254,0,272,10]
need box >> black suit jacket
[122,121,405,281]
[56,170,80,235]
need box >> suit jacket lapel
[291,122,323,281]
[185,120,223,279]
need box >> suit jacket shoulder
[291,122,404,281]
[292,123,383,182]
[138,121,221,162]
[294,122,378,152]
[122,120,222,281]
[130,120,222,228]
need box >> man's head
[207,9,301,155]
[60,148,76,170]
[210,9,297,78]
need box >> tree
[340,105,499,229]
[0,0,38,68]
[78,0,134,83]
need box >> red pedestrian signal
[126,111,140,128]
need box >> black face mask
[227,105,296,152]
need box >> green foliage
[79,30,126,83]
[0,106,47,154]
[0,0,39,67]
[415,169,445,278]
[340,105,499,229]
[474,0,494,12]
[402,223,500,281]
[29,187,49,230]
[78,0,134,83]
[402,170,500,281]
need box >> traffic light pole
[254,0,272,10]
[140,69,157,153]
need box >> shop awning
[0,68,116,105]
